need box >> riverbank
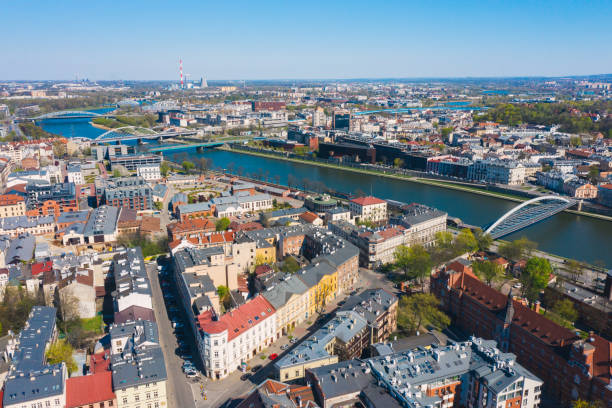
[90,122,113,131]
[219,145,612,222]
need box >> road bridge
[148,137,266,153]
[485,195,576,239]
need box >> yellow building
[262,274,310,338]
[297,260,337,317]
[255,240,276,265]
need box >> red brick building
[167,217,216,241]
[431,266,612,406]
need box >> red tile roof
[351,196,386,206]
[66,371,115,407]
[0,194,25,206]
[455,272,579,347]
[89,350,111,374]
[31,260,53,276]
[591,335,612,385]
[198,295,275,341]
[298,211,319,223]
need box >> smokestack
[180,58,183,88]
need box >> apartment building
[109,320,168,408]
[339,289,398,344]
[392,203,448,248]
[136,164,161,181]
[109,153,162,172]
[66,164,83,184]
[349,196,388,224]
[274,310,369,381]
[26,182,78,216]
[468,159,526,185]
[96,176,153,211]
[173,246,239,291]
[197,295,277,380]
[3,306,67,408]
[112,247,153,316]
[306,337,543,408]
[0,215,55,237]
[212,193,273,218]
[0,194,26,217]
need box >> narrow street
[146,263,197,408]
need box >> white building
[349,196,387,224]
[136,164,162,181]
[197,295,277,380]
[66,164,83,184]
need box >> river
[40,116,612,267]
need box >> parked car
[280,344,289,350]
[240,374,250,381]
[186,371,198,378]
[251,365,262,372]
[289,338,298,344]
[269,353,278,360]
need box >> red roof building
[66,371,116,408]
[31,260,53,276]
[350,196,386,206]
[431,266,612,405]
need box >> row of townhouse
[178,225,360,380]
[535,170,599,199]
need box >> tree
[254,254,268,267]
[195,157,209,174]
[566,259,583,283]
[394,245,432,289]
[182,160,195,173]
[572,400,605,408]
[498,237,537,261]
[160,161,170,177]
[441,127,453,140]
[397,293,450,335]
[521,257,553,303]
[280,256,300,274]
[552,299,578,323]
[46,339,77,374]
[473,228,493,252]
[217,285,231,308]
[215,217,231,231]
[112,169,121,178]
[435,231,454,249]
[455,228,478,253]
[587,165,600,184]
[393,158,404,168]
[473,260,505,286]
[52,140,67,158]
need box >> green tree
[455,228,478,253]
[394,245,432,289]
[498,237,537,261]
[587,165,600,184]
[572,400,605,408]
[521,257,553,303]
[552,299,578,323]
[473,228,493,252]
[280,256,300,274]
[46,339,77,374]
[435,231,453,248]
[112,169,121,178]
[160,161,170,177]
[215,217,231,231]
[472,260,504,286]
[182,160,195,173]
[397,293,450,335]
[441,127,453,140]
[393,158,404,168]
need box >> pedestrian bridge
[485,195,575,239]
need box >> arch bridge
[485,195,575,239]
[93,126,198,144]
[32,110,113,120]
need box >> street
[146,262,198,408]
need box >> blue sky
[2,0,611,80]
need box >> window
[123,398,128,404]
[135,394,140,402]
[153,391,158,398]
[146,393,151,399]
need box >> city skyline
[2,0,612,80]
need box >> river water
[40,116,612,267]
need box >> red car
[268,353,278,360]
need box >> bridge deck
[488,200,574,239]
